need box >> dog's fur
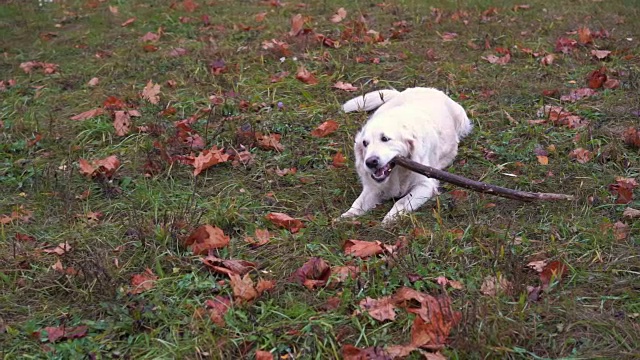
[340,87,472,225]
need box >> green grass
[1,0,639,359]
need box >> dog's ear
[404,137,416,159]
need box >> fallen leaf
[555,37,577,53]
[184,225,230,255]
[330,7,347,23]
[624,127,640,148]
[256,133,284,151]
[560,88,596,102]
[357,296,396,321]
[255,278,275,295]
[289,14,304,36]
[587,67,607,89]
[527,260,547,273]
[569,148,593,163]
[622,207,640,219]
[578,26,592,44]
[70,108,105,121]
[44,325,88,343]
[613,221,630,241]
[229,274,258,302]
[113,111,131,136]
[332,81,358,91]
[78,155,120,178]
[87,77,100,86]
[140,31,160,42]
[265,212,304,233]
[244,229,271,246]
[311,120,339,137]
[342,345,390,360]
[209,59,226,75]
[121,17,136,27]
[330,265,360,284]
[168,47,188,57]
[480,275,513,296]
[343,239,384,258]
[270,71,289,83]
[43,242,72,256]
[183,0,198,12]
[129,268,158,294]
[539,260,568,289]
[103,96,125,111]
[591,49,611,60]
[142,80,161,104]
[204,295,231,326]
[609,177,638,204]
[440,32,458,41]
[108,5,118,14]
[295,65,318,85]
[537,155,549,165]
[603,78,620,89]
[255,350,274,360]
[202,255,256,276]
[435,276,464,290]
[255,12,267,22]
[482,53,511,65]
[333,152,347,168]
[275,167,297,176]
[540,54,555,66]
[192,146,230,176]
[290,257,330,289]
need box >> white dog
[339,87,472,225]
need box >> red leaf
[183,0,198,12]
[539,260,568,289]
[609,177,638,204]
[587,67,607,89]
[295,65,317,85]
[270,71,290,83]
[310,120,339,137]
[184,225,230,255]
[265,212,304,233]
[103,96,125,111]
[290,257,330,289]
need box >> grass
[1,0,639,358]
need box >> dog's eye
[362,140,369,147]
[381,135,390,142]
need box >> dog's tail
[449,98,473,139]
[342,89,400,113]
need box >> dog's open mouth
[371,162,395,182]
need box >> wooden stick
[393,156,575,202]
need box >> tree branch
[393,156,575,202]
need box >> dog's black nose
[365,156,379,169]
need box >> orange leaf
[255,12,267,22]
[343,239,383,258]
[113,111,131,136]
[183,0,198,12]
[121,17,136,27]
[70,108,105,121]
[184,225,230,255]
[577,26,592,44]
[229,273,258,302]
[537,155,549,165]
[255,350,274,360]
[192,146,230,176]
[78,155,121,178]
[295,65,317,85]
[332,152,347,168]
[290,257,330,289]
[623,127,640,148]
[310,120,339,137]
[129,268,158,294]
[265,212,304,233]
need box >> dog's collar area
[371,161,396,182]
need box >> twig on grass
[393,156,575,202]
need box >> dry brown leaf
[142,80,161,104]
[192,146,230,176]
[43,242,72,256]
[332,81,358,91]
[623,207,640,219]
[289,14,304,36]
[140,32,160,42]
[256,133,285,151]
[87,77,100,86]
[113,111,131,136]
[310,120,339,137]
[70,108,105,121]
[333,152,347,168]
[202,255,256,276]
[265,212,304,233]
[613,221,630,241]
[482,53,511,65]
[229,274,258,302]
[591,49,611,60]
[255,350,274,360]
[184,225,230,255]
[78,155,120,178]
[204,295,231,326]
[330,7,347,23]
[129,268,158,294]
[539,260,568,289]
[290,257,331,289]
[295,65,318,85]
[121,17,136,27]
[537,155,549,165]
[244,228,271,246]
[343,239,384,258]
[569,148,593,163]
[480,275,513,296]
[560,88,596,102]
[357,296,396,321]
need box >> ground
[1,0,639,359]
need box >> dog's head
[354,124,415,183]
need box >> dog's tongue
[375,167,385,177]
